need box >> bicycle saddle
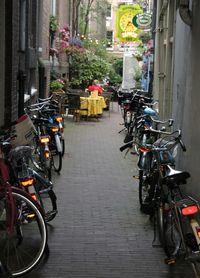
[163,165,190,185]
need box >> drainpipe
[159,0,169,20]
[18,70,26,117]
[179,0,192,26]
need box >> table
[80,96,107,117]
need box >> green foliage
[111,58,123,77]
[65,39,123,88]
[133,67,142,89]
[67,47,109,88]
[108,67,122,85]
[133,67,142,82]
[50,79,64,91]
[138,31,152,44]
[82,39,108,59]
[49,15,59,33]
[133,43,145,60]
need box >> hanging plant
[49,15,59,33]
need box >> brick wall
[4,0,19,124]
[40,0,51,97]
[11,0,20,121]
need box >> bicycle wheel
[163,208,182,264]
[0,260,12,277]
[0,187,48,276]
[31,143,44,172]
[156,203,166,246]
[139,170,154,214]
[34,177,58,222]
[31,140,52,181]
[44,157,52,181]
[52,151,62,173]
[61,138,65,157]
[139,170,149,205]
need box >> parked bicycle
[120,129,200,277]
[0,132,48,276]
[8,144,58,222]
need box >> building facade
[0,0,43,127]
[153,0,200,198]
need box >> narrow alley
[26,105,194,278]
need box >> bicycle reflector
[181,205,199,216]
[139,148,150,153]
[51,127,59,133]
[39,136,50,144]
[20,177,34,187]
[55,116,63,122]
[31,193,37,202]
[44,150,50,159]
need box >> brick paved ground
[26,103,195,278]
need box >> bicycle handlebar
[119,141,134,152]
[119,129,186,152]
[38,95,53,102]
[150,116,174,126]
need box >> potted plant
[50,79,65,93]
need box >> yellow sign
[116,4,143,42]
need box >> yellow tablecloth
[80,96,107,116]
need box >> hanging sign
[116,4,143,42]
[132,13,152,30]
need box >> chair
[101,91,113,116]
[66,94,81,121]
[79,97,89,120]
[81,90,90,97]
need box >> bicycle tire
[31,144,44,172]
[156,203,165,246]
[31,145,52,181]
[61,138,65,157]
[139,169,154,214]
[52,151,62,173]
[163,207,182,263]
[44,157,52,181]
[0,187,48,276]
[35,178,58,222]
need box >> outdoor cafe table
[80,96,107,117]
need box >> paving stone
[25,104,195,278]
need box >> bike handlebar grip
[119,142,133,152]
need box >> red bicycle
[0,132,48,276]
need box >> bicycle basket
[11,115,36,147]
[154,138,175,165]
[159,150,175,165]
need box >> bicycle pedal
[164,257,176,265]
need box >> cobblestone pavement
[26,103,195,278]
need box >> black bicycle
[120,129,200,276]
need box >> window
[106,31,113,48]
